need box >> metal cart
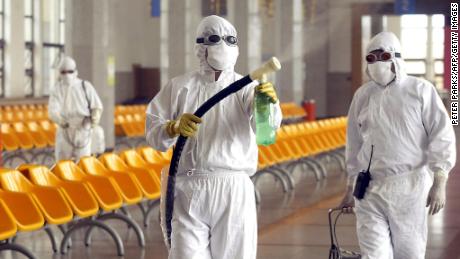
[328,208,361,259]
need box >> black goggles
[60,70,75,74]
[365,51,401,64]
[196,35,238,46]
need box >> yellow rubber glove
[165,113,202,138]
[91,108,102,127]
[256,82,278,103]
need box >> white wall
[328,0,394,73]
[113,0,161,71]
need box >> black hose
[165,75,253,245]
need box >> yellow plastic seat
[133,114,146,134]
[35,110,48,121]
[120,149,164,179]
[0,190,44,232]
[53,160,123,212]
[114,115,125,137]
[11,122,35,149]
[1,124,20,151]
[24,122,49,148]
[99,153,161,200]
[0,168,73,225]
[38,120,56,146]
[116,115,135,137]
[18,165,99,218]
[78,156,143,205]
[2,111,14,123]
[0,199,17,240]
[137,146,171,166]
[0,199,35,259]
[124,114,143,137]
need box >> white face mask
[61,72,77,85]
[206,43,239,71]
[368,62,395,86]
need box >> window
[400,14,445,89]
[431,14,445,89]
[41,0,65,96]
[24,0,34,96]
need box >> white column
[167,0,186,79]
[275,0,304,103]
[162,0,200,83]
[160,0,169,87]
[426,15,434,83]
[292,0,304,103]
[4,0,25,97]
[33,0,42,97]
[232,0,262,74]
[69,0,115,148]
[185,0,201,72]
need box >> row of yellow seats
[115,113,146,137]
[258,117,347,170]
[114,104,147,116]
[0,146,172,257]
[114,102,307,138]
[0,104,47,112]
[280,102,307,119]
[1,121,56,151]
[0,110,49,123]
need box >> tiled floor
[1,128,459,259]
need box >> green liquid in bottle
[255,91,276,146]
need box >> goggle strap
[196,38,205,44]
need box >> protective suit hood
[59,56,79,85]
[195,15,239,73]
[365,31,406,86]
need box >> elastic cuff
[165,120,179,138]
[433,170,448,182]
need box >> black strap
[81,80,92,116]
[196,38,204,44]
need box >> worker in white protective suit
[337,31,456,259]
[146,15,282,259]
[49,56,103,161]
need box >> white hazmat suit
[344,32,456,259]
[146,15,282,259]
[49,56,103,161]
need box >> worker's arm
[421,82,456,177]
[421,82,456,215]
[48,86,66,127]
[83,81,103,125]
[336,88,365,212]
[241,81,282,132]
[345,90,364,186]
[145,80,179,151]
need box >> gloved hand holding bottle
[256,82,278,103]
[165,113,202,138]
[254,77,279,146]
[426,171,448,215]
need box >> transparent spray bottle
[254,74,276,145]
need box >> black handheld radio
[353,145,374,200]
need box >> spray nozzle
[249,57,281,82]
